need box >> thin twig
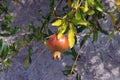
[54,0,63,11]
[70,54,79,74]
[52,0,63,16]
[70,48,82,74]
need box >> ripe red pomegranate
[46,33,69,60]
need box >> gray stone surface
[0,0,120,80]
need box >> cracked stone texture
[0,0,120,80]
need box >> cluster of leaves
[0,0,48,70]
[52,0,109,49]
[0,0,19,71]
[0,39,18,71]
[50,0,120,79]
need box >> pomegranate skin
[46,34,69,52]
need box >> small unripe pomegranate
[45,34,69,60]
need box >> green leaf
[93,31,98,42]
[13,43,18,51]
[71,0,80,9]
[0,4,8,13]
[57,22,67,39]
[23,53,31,69]
[29,23,36,32]
[28,47,32,64]
[86,10,95,15]
[75,9,81,19]
[8,49,14,54]
[72,19,88,26]
[18,41,27,46]
[40,33,48,40]
[50,0,54,11]
[8,43,18,54]
[40,13,51,32]
[4,59,12,66]
[71,47,77,58]
[11,27,20,34]
[88,0,94,7]
[108,30,116,41]
[64,51,72,55]
[0,39,3,49]
[64,49,78,58]
[115,15,120,24]
[27,34,34,41]
[76,73,81,80]
[94,0,105,12]
[1,23,11,31]
[5,14,12,24]
[1,44,9,59]
[62,70,71,76]
[65,65,72,69]
[3,0,7,4]
[67,10,75,19]
[58,24,66,33]
[0,33,10,37]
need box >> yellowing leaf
[68,23,76,48]
[109,13,115,24]
[69,23,77,34]
[51,19,62,26]
[84,0,89,12]
[57,32,63,39]
[115,0,120,11]
[68,30,75,48]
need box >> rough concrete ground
[0,0,120,80]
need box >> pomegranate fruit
[45,33,69,60]
[46,34,69,52]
